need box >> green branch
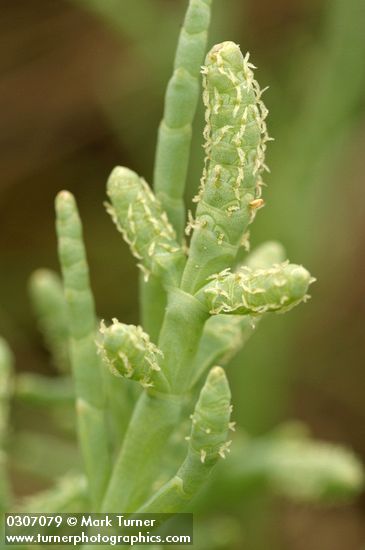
[141,0,214,342]
[55,191,111,509]
[181,41,270,293]
[102,391,182,512]
[198,262,313,315]
[139,367,231,513]
[154,0,213,239]
[29,269,69,373]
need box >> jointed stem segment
[138,366,231,513]
[157,288,209,393]
[29,269,69,373]
[55,191,111,508]
[102,391,182,512]
[154,0,213,240]
[140,0,213,344]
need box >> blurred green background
[0,0,364,548]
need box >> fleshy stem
[138,367,231,513]
[104,166,209,510]
[154,0,213,238]
[100,290,209,510]
[28,269,69,373]
[157,288,209,393]
[101,391,182,512]
[141,0,213,340]
[55,191,111,509]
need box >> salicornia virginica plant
[1,1,363,548]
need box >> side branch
[154,0,213,239]
[55,191,111,508]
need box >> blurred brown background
[1,0,365,548]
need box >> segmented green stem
[182,41,270,293]
[101,290,209,512]
[140,0,214,341]
[102,391,182,512]
[198,262,313,315]
[190,315,254,388]
[138,367,231,513]
[158,288,209,393]
[106,167,186,286]
[29,269,69,372]
[0,337,13,512]
[103,172,209,512]
[103,370,138,450]
[101,5,217,511]
[139,274,167,342]
[101,262,207,514]
[55,191,111,508]
[154,0,213,239]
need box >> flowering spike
[182,42,270,293]
[199,262,314,315]
[189,366,232,465]
[106,167,186,286]
[99,320,169,393]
